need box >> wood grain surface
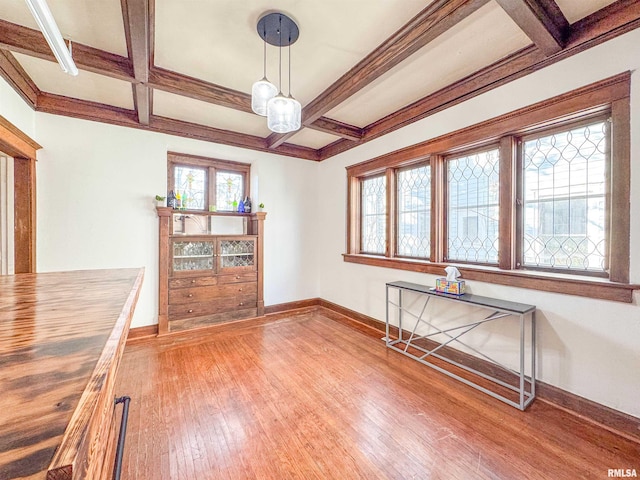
[116,310,639,479]
[0,268,144,480]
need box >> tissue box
[435,278,466,295]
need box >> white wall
[34,114,320,328]
[0,77,36,139]
[317,29,640,417]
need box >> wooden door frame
[0,115,41,273]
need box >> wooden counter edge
[46,268,145,480]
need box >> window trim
[167,152,250,212]
[345,72,637,302]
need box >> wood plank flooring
[115,309,640,479]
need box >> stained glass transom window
[175,166,206,210]
[447,149,499,264]
[522,121,607,272]
[397,165,431,258]
[361,175,386,254]
[217,172,244,212]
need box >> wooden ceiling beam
[309,118,363,141]
[0,50,40,108]
[495,0,569,55]
[133,83,151,125]
[35,93,320,161]
[147,66,361,139]
[267,0,491,149]
[0,19,133,82]
[149,66,252,113]
[319,0,640,160]
[122,0,151,124]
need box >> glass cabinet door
[217,237,256,273]
[172,239,215,273]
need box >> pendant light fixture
[253,12,300,134]
[251,23,276,116]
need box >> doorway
[0,152,14,274]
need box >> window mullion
[499,136,516,270]
[207,167,215,209]
[386,168,395,258]
[431,155,444,263]
[514,138,524,269]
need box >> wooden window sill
[342,254,639,303]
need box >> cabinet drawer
[169,294,258,319]
[169,276,218,289]
[217,272,258,284]
[169,282,257,304]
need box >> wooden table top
[0,268,144,480]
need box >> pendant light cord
[262,24,267,78]
[278,15,282,93]
[288,36,292,96]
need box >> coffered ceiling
[0,0,637,161]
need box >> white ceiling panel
[154,0,432,107]
[0,0,127,56]
[555,0,618,24]
[325,2,532,127]
[153,90,271,137]
[14,53,134,109]
[287,128,340,149]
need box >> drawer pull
[239,302,244,306]
[235,275,241,279]
[188,309,193,313]
[191,279,196,284]
[238,288,243,292]
[188,294,193,297]
[114,396,131,480]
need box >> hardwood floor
[116,309,640,479]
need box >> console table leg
[520,313,526,410]
[531,311,536,401]
[398,289,403,342]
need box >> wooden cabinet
[157,208,265,334]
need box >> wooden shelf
[156,206,266,217]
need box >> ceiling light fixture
[252,12,300,134]
[24,0,78,76]
[251,22,277,116]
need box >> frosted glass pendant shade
[289,95,301,132]
[251,78,277,116]
[267,94,301,133]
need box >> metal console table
[385,281,536,410]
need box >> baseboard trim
[317,299,640,444]
[127,324,158,342]
[264,298,320,315]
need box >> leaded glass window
[168,154,250,214]
[397,164,430,258]
[216,171,244,212]
[447,149,499,264]
[522,121,608,272]
[174,165,206,210]
[361,175,386,254]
